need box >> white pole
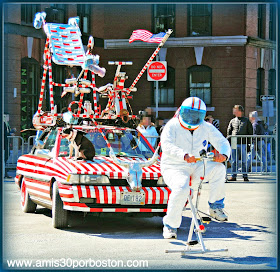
[155,55,159,119]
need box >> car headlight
[62,174,110,185]
[157,176,166,186]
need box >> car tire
[21,178,37,213]
[52,181,68,228]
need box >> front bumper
[59,184,170,213]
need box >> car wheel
[21,178,37,213]
[52,181,68,228]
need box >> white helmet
[178,97,206,130]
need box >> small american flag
[129,29,167,43]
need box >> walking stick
[127,29,173,95]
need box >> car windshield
[59,127,155,159]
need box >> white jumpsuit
[161,117,231,229]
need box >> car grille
[109,179,159,187]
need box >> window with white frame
[187,65,212,105]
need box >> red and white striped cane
[47,52,55,113]
[91,71,98,116]
[37,38,50,114]
[128,29,173,94]
[76,69,88,115]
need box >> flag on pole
[129,29,167,44]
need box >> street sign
[147,61,167,81]
[262,100,274,118]
[260,95,275,101]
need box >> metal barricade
[5,136,25,169]
[27,135,36,153]
[226,135,276,176]
[4,135,37,170]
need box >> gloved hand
[184,154,196,163]
[214,154,227,163]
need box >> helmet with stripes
[179,97,206,130]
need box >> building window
[45,4,66,24]
[21,4,39,25]
[258,4,266,39]
[268,69,276,106]
[153,4,175,36]
[188,4,212,36]
[187,65,212,105]
[257,68,265,106]
[269,4,276,41]
[77,5,91,35]
[21,57,39,139]
[152,66,175,106]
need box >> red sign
[147,61,167,81]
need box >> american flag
[129,29,167,44]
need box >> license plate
[120,192,145,205]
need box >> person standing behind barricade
[155,117,165,145]
[145,107,156,124]
[247,111,268,172]
[263,123,272,163]
[227,105,253,181]
[137,115,159,151]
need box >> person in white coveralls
[160,97,231,239]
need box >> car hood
[54,156,161,180]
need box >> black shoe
[228,177,236,182]
[243,177,249,182]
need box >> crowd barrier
[4,135,276,177]
[226,135,276,176]
[5,136,35,170]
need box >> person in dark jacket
[227,105,253,181]
[247,111,268,172]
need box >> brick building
[4,3,277,137]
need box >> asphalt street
[2,174,277,270]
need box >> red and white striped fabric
[129,30,166,44]
[63,204,168,213]
[59,184,171,205]
[45,23,85,66]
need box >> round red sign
[148,62,166,80]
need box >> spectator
[205,115,220,130]
[227,105,253,181]
[205,115,214,124]
[246,111,267,172]
[145,107,156,124]
[155,117,165,145]
[137,115,159,150]
[155,117,165,135]
[263,123,272,163]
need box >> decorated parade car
[15,12,173,228]
[15,125,170,228]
